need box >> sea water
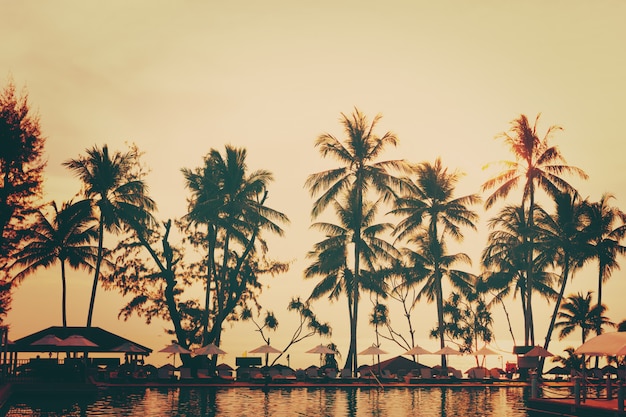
[1,386,532,417]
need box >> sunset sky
[2,1,626,370]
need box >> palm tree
[9,200,98,326]
[391,158,480,367]
[482,114,587,346]
[537,191,590,368]
[403,231,475,368]
[583,193,626,337]
[63,144,156,327]
[305,108,410,375]
[305,194,396,371]
[182,145,289,345]
[482,204,557,345]
[555,291,613,345]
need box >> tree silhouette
[10,200,97,326]
[306,108,409,375]
[482,114,587,346]
[63,144,156,327]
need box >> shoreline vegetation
[2,82,626,386]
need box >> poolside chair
[451,369,463,379]
[306,367,324,382]
[420,368,432,379]
[281,368,297,382]
[381,369,397,382]
[157,364,175,380]
[338,368,357,382]
[249,367,266,383]
[179,367,193,381]
[324,368,338,380]
[489,368,502,380]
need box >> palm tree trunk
[435,268,447,369]
[539,260,570,373]
[351,238,360,377]
[61,259,67,327]
[202,227,216,345]
[86,219,104,327]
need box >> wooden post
[574,376,581,406]
[531,372,538,399]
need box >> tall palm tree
[535,191,590,371]
[63,144,156,327]
[305,194,396,371]
[482,114,587,346]
[182,145,288,345]
[305,108,410,375]
[555,291,613,345]
[482,204,557,345]
[583,193,626,337]
[391,158,480,367]
[9,200,98,326]
[403,231,475,368]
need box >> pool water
[2,386,532,417]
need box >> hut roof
[359,355,430,374]
[8,326,152,354]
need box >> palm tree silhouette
[555,291,613,345]
[391,158,480,368]
[535,191,589,371]
[63,144,156,327]
[482,204,556,345]
[305,108,410,375]
[482,114,587,346]
[402,231,475,369]
[583,194,626,337]
[182,145,288,345]
[305,194,396,371]
[10,200,98,326]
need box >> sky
[2,0,626,371]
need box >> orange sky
[2,1,626,370]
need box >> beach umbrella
[525,345,553,358]
[474,345,499,368]
[432,346,461,356]
[474,345,498,356]
[30,335,63,346]
[58,335,99,349]
[574,332,626,356]
[358,345,388,375]
[249,343,282,366]
[111,341,150,354]
[403,345,432,356]
[432,346,462,371]
[306,344,337,367]
[159,343,192,367]
[194,343,227,356]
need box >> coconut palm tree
[182,145,289,345]
[391,158,480,367]
[305,194,397,371]
[482,114,587,346]
[9,199,98,326]
[582,193,626,337]
[402,230,475,369]
[537,191,590,369]
[555,291,613,345]
[305,108,410,375]
[482,204,557,345]
[63,144,156,327]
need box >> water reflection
[2,386,531,417]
